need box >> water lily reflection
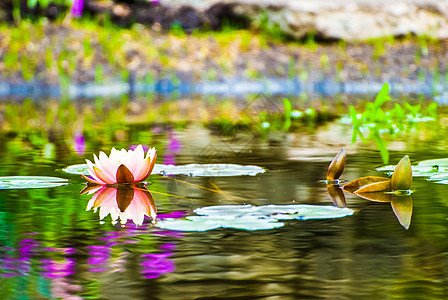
[83,185,157,226]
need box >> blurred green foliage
[349,83,438,163]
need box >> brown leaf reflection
[82,184,157,226]
[326,184,346,208]
[354,191,392,203]
[354,191,413,230]
[390,195,413,230]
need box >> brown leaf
[116,187,134,212]
[354,191,392,202]
[354,180,391,193]
[327,149,346,180]
[391,155,412,191]
[343,176,390,193]
[116,164,135,184]
[327,184,346,208]
[390,195,413,230]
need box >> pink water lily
[82,145,157,185]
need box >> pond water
[1,94,448,299]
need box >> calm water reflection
[1,120,448,299]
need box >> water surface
[1,95,448,299]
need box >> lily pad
[156,204,354,231]
[62,164,90,175]
[376,158,448,184]
[64,163,265,177]
[153,164,265,177]
[156,215,284,231]
[0,176,69,189]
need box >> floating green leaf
[62,164,90,175]
[156,204,354,231]
[0,176,69,189]
[64,163,265,177]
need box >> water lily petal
[116,164,135,184]
[391,155,412,191]
[94,154,116,183]
[81,145,157,185]
[94,166,116,184]
[124,146,142,177]
[81,174,104,185]
[141,149,157,181]
[133,156,150,182]
[85,159,107,184]
[98,151,117,179]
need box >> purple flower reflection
[157,211,187,219]
[163,131,182,166]
[1,258,30,277]
[41,258,75,278]
[19,239,39,257]
[73,130,85,155]
[163,154,176,166]
[71,0,84,18]
[167,132,181,153]
[87,245,111,272]
[1,238,38,277]
[44,247,76,255]
[141,252,175,279]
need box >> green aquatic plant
[348,83,437,163]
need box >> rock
[160,0,448,40]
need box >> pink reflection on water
[41,258,75,278]
[163,130,182,166]
[141,251,175,279]
[1,238,38,277]
[87,245,111,272]
[73,130,86,155]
